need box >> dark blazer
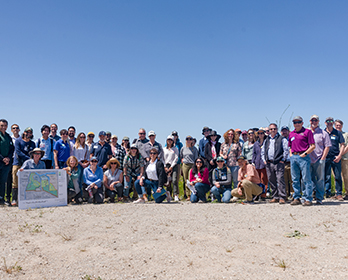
[144,160,167,188]
[204,141,221,163]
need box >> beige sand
[1,200,348,279]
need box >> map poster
[18,169,67,210]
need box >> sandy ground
[1,199,348,280]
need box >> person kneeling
[231,155,263,205]
[83,157,104,204]
[211,156,232,203]
[189,158,210,203]
[133,148,171,204]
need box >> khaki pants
[341,159,348,193]
[231,179,262,201]
[12,165,21,189]
[182,163,193,196]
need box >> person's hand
[196,178,202,183]
[140,178,144,186]
[237,188,243,196]
[19,168,24,172]
[264,161,267,165]
[334,156,341,163]
[210,160,214,165]
[300,153,306,158]
[165,167,169,173]
[103,164,107,169]
[3,157,10,165]
[55,166,59,169]
[94,185,98,189]
[156,188,162,193]
[190,181,195,186]
[215,182,220,188]
[146,158,150,162]
[280,161,284,164]
[223,155,227,160]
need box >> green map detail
[26,172,58,197]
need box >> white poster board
[18,169,67,210]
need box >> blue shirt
[90,141,112,167]
[326,128,345,158]
[21,159,46,170]
[36,137,55,160]
[13,137,36,166]
[83,166,103,188]
[54,139,70,162]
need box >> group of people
[0,114,347,207]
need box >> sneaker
[302,200,312,206]
[231,197,239,202]
[174,195,179,202]
[133,198,145,204]
[344,195,348,201]
[4,200,11,206]
[290,199,301,206]
[11,200,18,207]
[143,194,148,202]
[336,195,344,201]
[242,200,254,205]
[87,197,94,204]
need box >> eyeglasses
[12,127,19,130]
[186,138,192,140]
[124,140,129,141]
[150,152,158,155]
[88,135,94,137]
[326,120,334,123]
[196,161,203,164]
[269,128,277,131]
[248,133,254,135]
[293,121,302,124]
[33,153,41,155]
[110,162,117,165]
[139,133,145,135]
[172,134,177,136]
[91,160,98,163]
[258,132,265,135]
[310,119,318,122]
[80,136,86,138]
[61,133,68,135]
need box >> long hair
[66,156,79,171]
[75,132,86,149]
[191,158,206,176]
[247,129,256,144]
[223,129,239,144]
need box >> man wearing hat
[12,127,36,206]
[324,117,345,200]
[288,116,315,206]
[90,131,112,169]
[211,156,232,203]
[86,132,95,150]
[231,155,263,204]
[19,148,46,170]
[309,115,331,204]
[0,119,14,205]
[143,130,164,162]
[199,126,211,159]
[334,119,348,199]
[241,130,248,143]
[262,123,288,204]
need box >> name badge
[62,144,65,148]
[221,175,227,180]
[331,136,336,140]
[291,136,295,141]
[40,143,45,148]
[94,145,98,149]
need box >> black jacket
[204,141,221,163]
[144,160,167,188]
[264,133,285,164]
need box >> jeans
[290,154,312,201]
[325,157,342,196]
[190,183,210,203]
[0,162,11,201]
[311,159,325,201]
[228,166,239,189]
[124,174,139,197]
[211,186,232,203]
[134,179,166,203]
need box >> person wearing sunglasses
[144,130,164,162]
[133,148,170,204]
[242,129,256,163]
[288,116,315,206]
[262,123,288,204]
[83,156,104,204]
[180,136,199,200]
[121,136,130,154]
[54,129,71,169]
[85,132,95,151]
[324,117,345,200]
[12,127,36,206]
[171,131,183,201]
[189,158,210,203]
[132,128,149,161]
[210,156,232,203]
[104,158,124,202]
[49,123,61,141]
[63,156,83,204]
[198,126,211,159]
[19,148,45,170]
[205,130,222,186]
[36,125,55,169]
[308,115,331,205]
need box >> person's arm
[16,141,30,162]
[261,142,266,163]
[54,150,59,169]
[220,169,232,186]
[201,168,209,184]
[171,150,179,169]
[118,171,123,184]
[281,138,289,163]
[103,174,111,190]
[334,143,346,163]
[95,168,104,188]
[157,161,166,189]
[321,147,330,161]
[300,144,315,158]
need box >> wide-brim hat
[202,126,211,135]
[207,130,221,141]
[29,148,45,159]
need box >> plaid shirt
[112,143,126,169]
[123,154,144,177]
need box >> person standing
[12,128,36,206]
[324,117,345,200]
[171,131,183,201]
[86,132,95,151]
[262,123,288,204]
[143,131,164,162]
[280,126,292,198]
[54,129,71,169]
[49,123,61,141]
[334,119,348,199]
[205,130,221,185]
[36,125,55,169]
[132,128,149,161]
[198,126,211,159]
[0,119,14,205]
[68,126,76,153]
[110,135,126,169]
[242,129,255,163]
[288,116,315,206]
[309,115,331,205]
[90,131,112,169]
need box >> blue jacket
[13,137,36,166]
[199,137,209,158]
[83,166,103,188]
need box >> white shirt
[163,147,179,168]
[72,145,90,162]
[146,159,158,181]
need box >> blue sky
[1,1,348,143]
